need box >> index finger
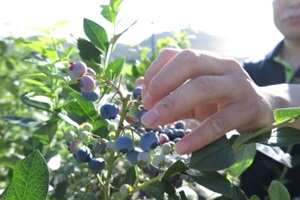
[143,49,236,109]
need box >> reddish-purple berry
[79,75,95,92]
[68,61,87,78]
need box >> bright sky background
[0,0,283,57]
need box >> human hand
[140,48,275,155]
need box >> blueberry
[88,157,106,173]
[137,151,152,168]
[86,67,96,76]
[81,90,99,102]
[126,147,143,164]
[68,61,87,78]
[93,140,107,155]
[115,136,134,153]
[100,103,120,120]
[159,133,170,144]
[175,120,186,129]
[161,142,173,155]
[69,139,82,153]
[132,86,142,101]
[64,131,76,143]
[75,145,92,162]
[78,75,95,93]
[174,129,185,138]
[139,131,159,152]
[152,154,166,168]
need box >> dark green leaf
[0,150,49,200]
[21,92,52,112]
[268,180,290,200]
[145,181,165,199]
[247,127,300,147]
[162,160,189,179]
[228,143,256,177]
[186,169,233,198]
[161,181,180,200]
[0,115,40,128]
[83,18,109,52]
[65,92,98,121]
[77,38,102,73]
[124,166,138,186]
[179,191,188,200]
[214,186,248,200]
[250,195,261,200]
[33,118,58,144]
[105,56,125,79]
[189,136,236,171]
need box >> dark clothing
[241,40,300,199]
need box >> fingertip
[174,140,190,155]
[135,77,144,86]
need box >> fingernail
[143,92,154,110]
[141,108,159,127]
[175,140,190,155]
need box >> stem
[103,94,131,199]
[131,175,160,193]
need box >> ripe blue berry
[88,157,106,173]
[175,120,186,129]
[126,147,143,164]
[100,103,119,120]
[68,61,87,78]
[81,90,99,102]
[115,136,134,154]
[132,86,142,101]
[139,131,159,152]
[75,145,92,163]
[79,75,95,92]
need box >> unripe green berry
[120,184,133,196]
[79,122,93,132]
[64,131,76,143]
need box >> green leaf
[186,169,233,198]
[228,143,256,177]
[145,181,166,199]
[268,180,290,200]
[0,150,49,200]
[162,160,189,179]
[0,115,40,128]
[124,166,138,186]
[33,118,58,144]
[21,92,52,112]
[247,127,300,147]
[274,107,300,124]
[105,57,125,80]
[189,136,236,171]
[77,38,102,73]
[83,18,109,52]
[250,195,261,200]
[101,0,123,23]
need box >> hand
[140,48,275,155]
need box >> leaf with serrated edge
[0,150,49,200]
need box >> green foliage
[0,150,49,200]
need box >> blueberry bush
[1,0,300,199]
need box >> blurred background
[0,0,283,59]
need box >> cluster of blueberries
[68,61,99,102]
[66,61,191,194]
